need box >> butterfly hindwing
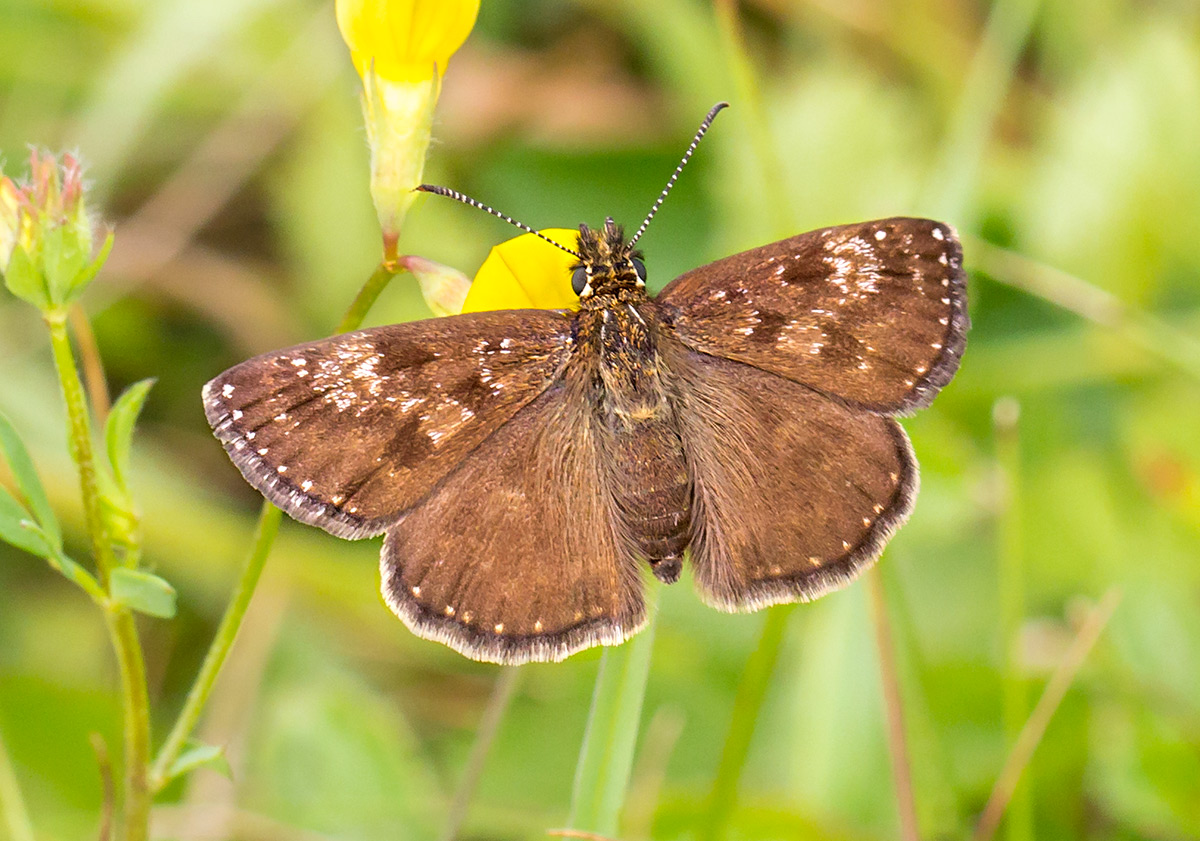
[657,218,967,415]
[663,342,918,611]
[381,363,646,664]
[203,310,572,538]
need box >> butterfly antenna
[415,184,584,259]
[628,101,729,247]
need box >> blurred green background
[2,0,1200,839]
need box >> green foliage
[108,568,176,619]
[161,740,230,785]
[1,242,51,310]
[2,1,1200,840]
[569,591,659,835]
[99,378,154,553]
[0,411,60,553]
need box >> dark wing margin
[657,217,968,415]
[665,344,918,611]
[202,310,572,539]
[380,367,646,664]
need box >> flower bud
[0,150,111,312]
[335,0,479,259]
[399,255,471,317]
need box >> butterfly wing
[665,343,917,611]
[203,310,572,538]
[657,218,967,414]
[380,364,646,664]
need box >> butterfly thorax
[569,220,691,583]
[572,220,660,422]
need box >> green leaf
[109,567,177,618]
[66,230,114,301]
[105,379,154,493]
[41,222,88,306]
[164,740,231,784]
[0,486,54,558]
[48,551,106,601]
[0,500,105,601]
[0,410,61,549]
[1,242,50,309]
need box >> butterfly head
[571,217,647,299]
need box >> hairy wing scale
[203,218,966,662]
[658,218,968,414]
[203,310,572,538]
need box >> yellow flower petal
[462,229,580,313]
[0,177,20,270]
[336,0,480,82]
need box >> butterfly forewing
[657,218,967,415]
[664,342,917,611]
[203,311,571,538]
[381,364,646,665]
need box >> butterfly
[203,104,968,664]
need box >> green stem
[0,729,35,841]
[925,0,1042,224]
[970,238,1200,384]
[335,262,404,335]
[69,302,112,423]
[44,311,117,581]
[149,502,281,790]
[993,398,1032,841]
[699,604,795,841]
[568,588,660,837]
[151,260,403,789]
[440,667,522,841]
[974,590,1121,841]
[712,0,794,238]
[45,309,152,840]
[866,568,920,841]
[105,610,152,841]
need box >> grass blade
[973,589,1122,841]
[699,604,794,841]
[0,729,35,841]
[568,588,660,837]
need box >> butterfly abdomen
[582,300,693,583]
[604,416,692,583]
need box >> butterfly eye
[571,267,589,296]
[632,258,647,282]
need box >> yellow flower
[334,0,480,261]
[336,0,479,83]
[461,229,580,313]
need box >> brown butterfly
[203,104,968,664]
